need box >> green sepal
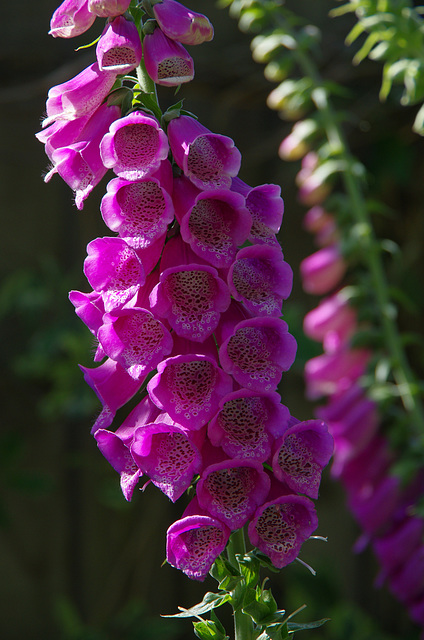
[162,592,232,619]
[210,554,242,591]
[193,618,229,640]
[132,92,162,121]
[249,550,280,573]
[242,584,282,625]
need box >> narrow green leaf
[287,617,330,632]
[162,592,231,619]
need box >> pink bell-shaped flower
[143,27,194,87]
[100,111,169,180]
[300,244,347,296]
[96,15,142,74]
[231,178,284,247]
[88,0,131,17]
[152,0,214,45]
[168,115,241,190]
[49,0,96,39]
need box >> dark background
[1,1,424,638]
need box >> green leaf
[238,554,260,588]
[210,555,242,591]
[162,592,232,619]
[287,617,330,632]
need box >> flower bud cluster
[38,0,332,583]
[301,206,424,629]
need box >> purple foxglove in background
[97,305,173,380]
[166,498,230,581]
[100,162,174,250]
[84,237,146,311]
[231,178,284,246]
[208,389,290,463]
[152,0,214,45]
[147,350,233,430]
[88,0,131,17]
[300,244,347,296]
[143,27,194,87]
[96,16,142,74]
[173,175,251,269]
[374,517,424,580]
[100,111,169,180]
[197,459,271,530]
[348,474,400,537]
[167,115,241,190]
[303,290,357,353]
[131,416,204,501]
[43,63,117,127]
[44,103,121,209]
[271,419,333,499]
[80,358,143,432]
[304,347,371,400]
[219,317,297,393]
[49,0,96,38]
[228,245,293,317]
[248,492,319,569]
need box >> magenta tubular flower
[45,103,121,209]
[149,243,230,341]
[147,352,233,430]
[84,237,146,311]
[300,245,347,296]
[95,428,142,501]
[197,460,271,530]
[173,175,251,269]
[43,63,117,127]
[96,15,142,74]
[101,162,174,250]
[348,474,401,537]
[231,178,284,247]
[304,348,371,400]
[88,0,131,17]
[131,417,203,501]
[167,115,241,190]
[303,290,357,352]
[389,547,424,603]
[68,289,105,338]
[272,419,333,499]
[100,111,169,180]
[248,493,318,569]
[97,305,173,380]
[143,27,194,87]
[80,358,143,432]
[166,498,230,581]
[374,517,424,579]
[152,0,214,45]
[208,389,290,463]
[219,317,297,393]
[228,245,293,317]
[36,114,91,161]
[49,0,96,38]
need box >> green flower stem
[136,57,160,105]
[227,529,255,640]
[294,44,424,442]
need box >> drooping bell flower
[166,497,230,581]
[167,115,241,190]
[80,358,143,432]
[227,245,293,317]
[208,389,290,463]
[49,0,96,38]
[94,395,160,500]
[97,304,173,380]
[152,0,214,45]
[271,419,333,499]
[143,26,194,87]
[147,346,233,430]
[348,473,400,537]
[96,15,142,74]
[100,161,174,250]
[296,152,332,206]
[149,235,230,342]
[88,0,131,17]
[374,517,424,580]
[304,347,371,400]
[100,111,169,181]
[389,547,424,603]
[172,174,251,269]
[43,63,117,127]
[36,113,91,161]
[68,289,105,360]
[219,316,297,393]
[44,103,121,209]
[84,237,146,312]
[231,178,284,247]
[300,244,347,296]
[248,490,319,569]
[197,459,271,530]
[303,289,357,353]
[131,414,204,501]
